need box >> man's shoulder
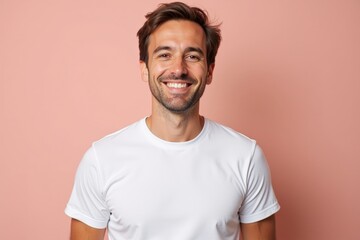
[93,118,146,147]
[205,119,257,152]
[206,119,255,143]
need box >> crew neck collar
[140,117,208,147]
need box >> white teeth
[167,82,187,88]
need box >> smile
[166,82,188,89]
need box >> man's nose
[170,57,188,76]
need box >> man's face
[140,20,214,113]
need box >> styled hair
[137,2,221,66]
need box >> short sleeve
[239,145,280,223]
[65,146,110,228]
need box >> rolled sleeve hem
[239,202,280,224]
[65,205,108,229]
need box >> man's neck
[146,107,205,142]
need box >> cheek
[149,62,167,74]
[190,65,208,78]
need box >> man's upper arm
[70,218,106,240]
[240,214,277,240]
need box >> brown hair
[137,2,221,66]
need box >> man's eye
[186,55,201,61]
[158,53,170,59]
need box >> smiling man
[144,20,211,114]
[65,2,280,240]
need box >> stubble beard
[149,74,206,114]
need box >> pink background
[1,0,359,239]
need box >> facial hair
[149,72,206,113]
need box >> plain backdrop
[1,0,359,239]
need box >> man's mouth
[159,74,195,90]
[166,82,189,89]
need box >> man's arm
[240,214,277,240]
[70,218,106,240]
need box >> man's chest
[102,152,246,238]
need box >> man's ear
[206,63,215,84]
[140,61,149,82]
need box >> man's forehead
[148,20,206,50]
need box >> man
[65,2,280,240]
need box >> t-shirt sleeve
[65,146,110,228]
[238,144,280,223]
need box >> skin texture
[70,219,105,240]
[70,19,277,240]
[240,215,276,240]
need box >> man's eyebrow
[153,46,173,54]
[185,47,205,56]
[153,46,205,56]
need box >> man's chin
[162,101,199,114]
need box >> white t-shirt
[65,118,280,240]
